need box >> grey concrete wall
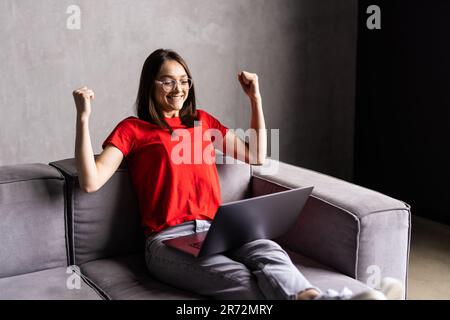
[0,0,357,180]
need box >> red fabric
[102,109,229,235]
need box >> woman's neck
[162,110,180,118]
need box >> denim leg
[145,221,265,300]
[226,239,318,300]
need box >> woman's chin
[162,102,184,112]
[170,103,183,110]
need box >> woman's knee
[238,238,284,253]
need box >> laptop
[162,186,313,258]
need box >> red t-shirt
[102,109,229,236]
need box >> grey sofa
[0,156,411,299]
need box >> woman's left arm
[223,71,267,165]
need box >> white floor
[408,215,450,299]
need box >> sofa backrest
[50,158,143,266]
[50,155,252,266]
[216,154,252,203]
[0,164,67,278]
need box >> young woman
[72,49,402,300]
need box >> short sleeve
[197,109,229,138]
[102,117,136,157]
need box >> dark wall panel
[355,0,450,225]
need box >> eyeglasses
[155,78,193,92]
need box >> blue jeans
[145,220,316,300]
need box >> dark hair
[135,49,197,133]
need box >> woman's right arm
[73,87,124,193]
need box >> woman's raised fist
[73,86,95,118]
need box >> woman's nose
[173,82,183,92]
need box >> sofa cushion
[286,249,372,295]
[80,251,371,300]
[215,153,252,203]
[0,267,103,300]
[80,253,202,300]
[0,164,67,278]
[50,158,144,266]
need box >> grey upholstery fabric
[50,158,144,265]
[79,251,372,300]
[252,160,411,298]
[80,253,202,300]
[0,164,67,278]
[215,154,252,203]
[0,267,103,300]
[286,249,372,295]
[0,163,103,300]
[0,163,63,183]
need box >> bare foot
[296,288,321,300]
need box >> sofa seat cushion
[0,267,103,300]
[80,253,202,300]
[286,249,372,295]
[80,251,371,300]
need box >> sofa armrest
[251,160,411,296]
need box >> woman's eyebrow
[159,74,188,78]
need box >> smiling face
[154,59,190,118]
